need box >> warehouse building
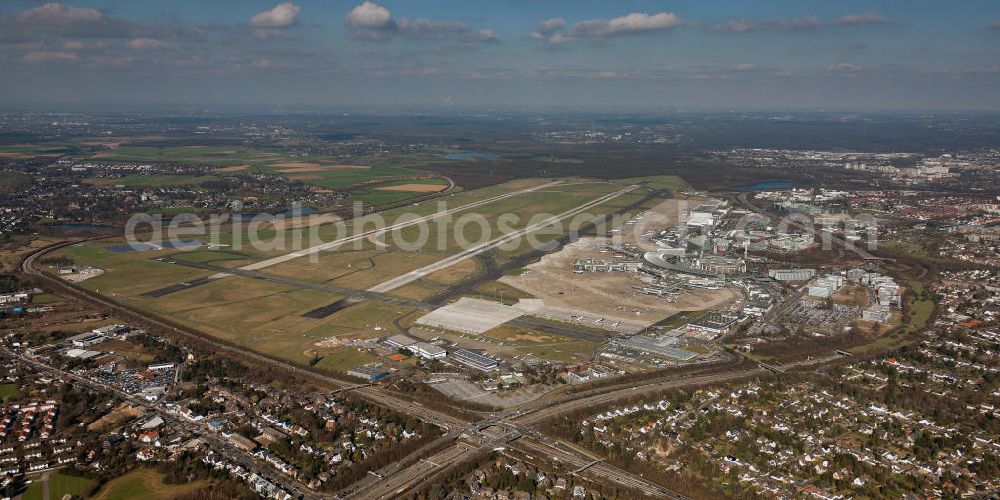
[68,332,105,347]
[411,342,447,359]
[451,349,498,371]
[347,363,390,382]
[768,268,816,281]
[383,334,418,350]
[621,334,698,361]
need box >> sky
[1,0,1000,111]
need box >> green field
[316,348,380,372]
[91,469,205,500]
[51,176,674,371]
[348,177,451,205]
[516,340,600,363]
[903,282,935,333]
[30,293,62,304]
[90,145,266,166]
[49,243,213,296]
[84,143,430,195]
[0,383,17,399]
[23,472,95,500]
[850,282,935,354]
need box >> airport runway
[239,180,564,271]
[367,185,639,293]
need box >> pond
[55,223,119,232]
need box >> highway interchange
[15,185,878,498]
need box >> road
[20,242,466,432]
[732,192,881,261]
[345,441,482,499]
[13,184,894,499]
[18,229,788,499]
[368,185,638,293]
[0,346,314,500]
[240,180,563,271]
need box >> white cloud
[250,2,300,28]
[536,17,565,36]
[345,1,499,45]
[965,64,1000,74]
[17,3,104,25]
[126,38,168,50]
[467,29,500,45]
[828,63,863,72]
[533,12,681,44]
[23,50,79,63]
[835,12,887,25]
[346,1,393,30]
[572,12,682,38]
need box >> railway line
[23,237,770,497]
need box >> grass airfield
[48,176,687,372]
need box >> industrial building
[862,304,893,323]
[450,349,498,371]
[695,255,746,275]
[347,363,391,382]
[68,332,104,347]
[621,334,698,361]
[383,334,417,350]
[807,275,846,299]
[64,348,102,359]
[769,268,816,281]
[686,312,739,337]
[411,342,447,359]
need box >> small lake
[56,223,119,232]
[442,150,502,160]
[107,239,204,253]
[734,180,795,191]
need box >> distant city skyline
[1,0,1000,110]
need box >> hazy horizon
[2,1,1000,110]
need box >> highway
[18,237,764,499]
[368,185,639,293]
[13,183,901,499]
[240,180,564,271]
